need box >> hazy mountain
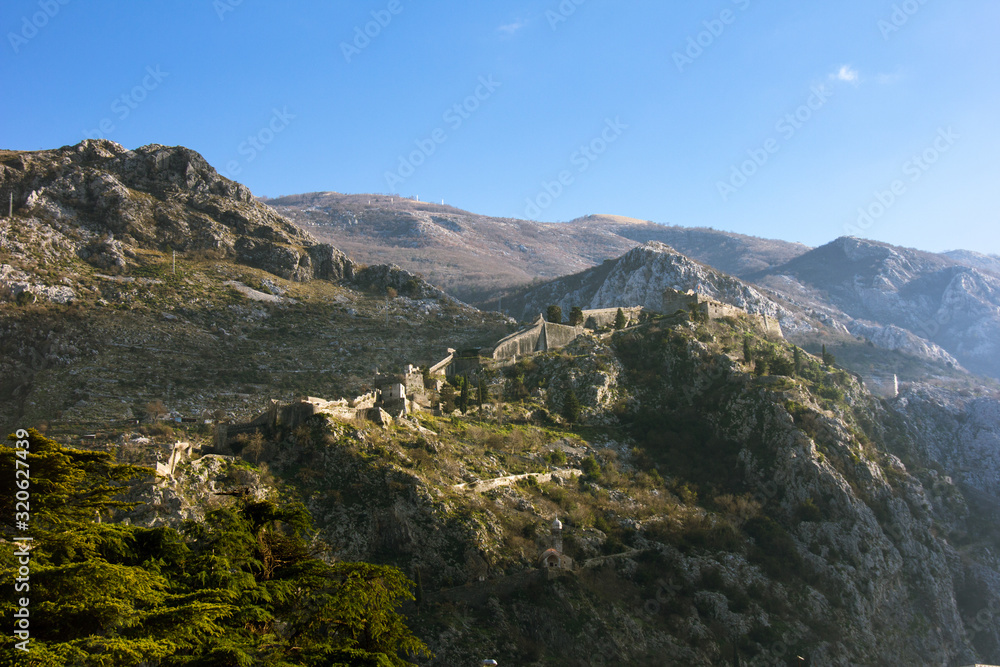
[266,193,810,303]
[568,214,810,277]
[751,236,1000,380]
[501,241,793,324]
[266,192,637,303]
[944,249,1000,276]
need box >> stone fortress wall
[581,306,643,330]
[662,288,783,339]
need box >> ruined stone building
[662,287,783,338]
[538,517,573,570]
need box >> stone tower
[551,517,563,552]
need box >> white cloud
[832,65,860,84]
[498,20,526,36]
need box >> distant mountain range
[265,193,809,304]
[270,192,1000,382]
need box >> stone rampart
[490,318,545,360]
[542,321,586,349]
[581,307,642,329]
[863,374,899,399]
[428,351,453,377]
[663,287,783,339]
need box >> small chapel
[537,517,574,570]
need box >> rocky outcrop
[352,263,457,303]
[890,385,1000,501]
[0,264,75,304]
[0,140,355,282]
[848,319,962,368]
[505,241,795,325]
[755,237,1000,379]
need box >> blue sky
[4,0,999,254]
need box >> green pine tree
[614,307,627,330]
[569,306,584,326]
[459,375,470,414]
[562,388,581,423]
[0,429,432,666]
[547,305,563,324]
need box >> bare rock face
[892,385,1000,500]
[0,140,354,282]
[505,241,794,324]
[847,320,962,368]
[754,236,1000,379]
[352,263,456,303]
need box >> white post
[8,193,12,218]
[172,250,176,274]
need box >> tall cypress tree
[563,388,581,423]
[459,376,470,414]
[614,308,627,330]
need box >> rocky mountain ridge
[501,240,799,329]
[265,192,812,303]
[1,140,353,282]
[753,236,1000,380]
[0,141,509,437]
[118,312,1000,665]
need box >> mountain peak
[1,141,353,282]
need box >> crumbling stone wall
[663,287,783,338]
[488,316,586,361]
[581,307,642,329]
[490,318,546,360]
[542,321,585,349]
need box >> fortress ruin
[662,288,783,338]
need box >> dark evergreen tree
[546,305,563,324]
[562,388,581,423]
[614,307,627,330]
[459,375,470,414]
[569,306,585,326]
[0,429,432,666]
